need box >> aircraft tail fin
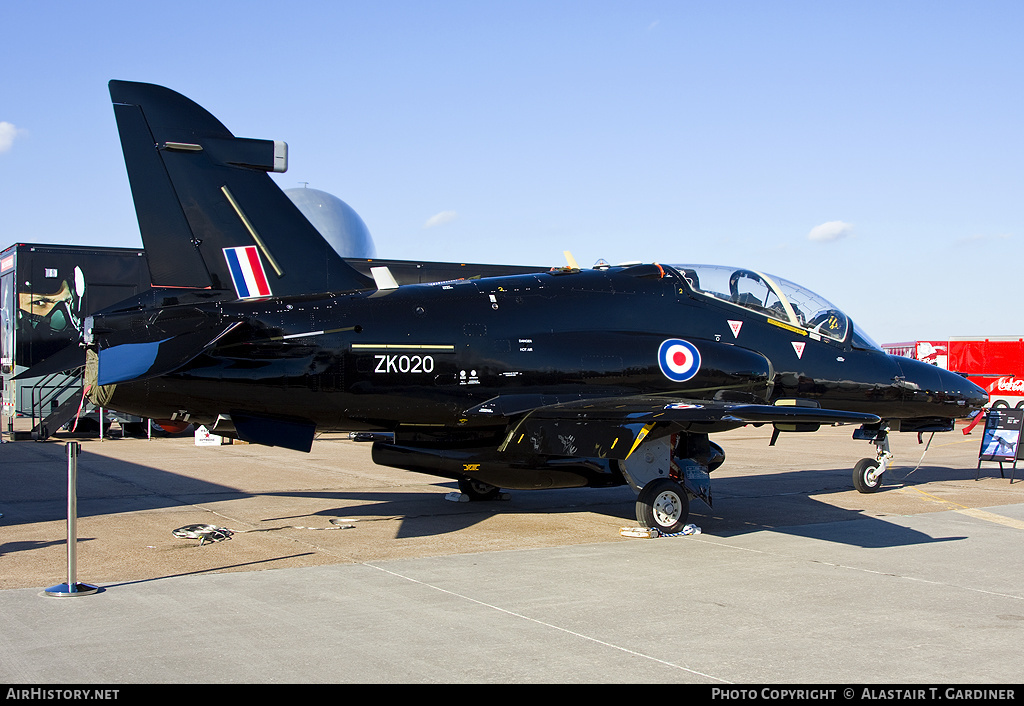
[108,80,373,297]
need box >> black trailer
[1,243,151,438]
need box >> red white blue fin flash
[224,246,272,299]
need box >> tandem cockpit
[669,263,880,350]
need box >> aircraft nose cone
[933,366,990,412]
[897,357,989,417]
[956,372,991,411]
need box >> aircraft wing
[484,395,880,460]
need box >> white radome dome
[285,187,376,259]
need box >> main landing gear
[635,478,691,534]
[853,424,893,493]
[457,477,503,501]
[620,432,718,534]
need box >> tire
[853,458,883,493]
[458,477,501,501]
[636,479,690,534]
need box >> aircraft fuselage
[89,263,982,441]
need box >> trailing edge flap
[497,396,880,460]
[13,343,87,380]
[94,322,241,386]
[109,80,374,296]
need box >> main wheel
[458,477,501,501]
[636,479,690,534]
[853,458,883,493]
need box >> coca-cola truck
[883,337,1024,409]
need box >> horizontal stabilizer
[13,343,86,380]
[92,323,240,386]
[96,338,171,386]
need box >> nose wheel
[636,478,690,534]
[853,457,884,493]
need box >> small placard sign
[978,408,1024,463]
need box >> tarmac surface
[2,421,1023,684]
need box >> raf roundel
[658,339,702,382]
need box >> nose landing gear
[853,424,892,493]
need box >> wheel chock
[619,524,702,538]
[619,526,659,538]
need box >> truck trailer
[1,243,152,437]
[883,337,1024,409]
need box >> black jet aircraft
[79,80,988,535]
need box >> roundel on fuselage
[659,339,701,382]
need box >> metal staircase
[29,371,86,440]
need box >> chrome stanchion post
[45,442,99,597]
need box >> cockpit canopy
[670,264,854,344]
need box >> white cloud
[423,210,458,229]
[0,122,24,153]
[955,232,1012,246]
[808,220,854,242]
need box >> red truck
[883,337,1024,409]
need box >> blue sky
[2,1,1021,344]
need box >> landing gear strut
[853,424,892,493]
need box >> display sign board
[978,408,1024,465]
